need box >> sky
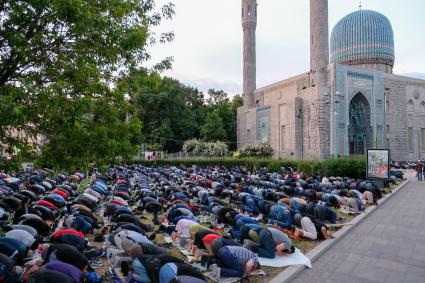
[149,0,425,95]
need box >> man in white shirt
[171,219,198,240]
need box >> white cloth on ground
[258,248,312,268]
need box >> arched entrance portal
[348,92,371,155]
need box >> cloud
[400,73,425,80]
[181,78,242,95]
[149,0,425,96]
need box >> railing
[164,152,232,159]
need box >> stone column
[242,0,257,108]
[310,0,330,160]
[310,0,329,76]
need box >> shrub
[183,139,228,155]
[320,157,366,179]
[182,139,205,153]
[129,157,366,178]
[0,157,20,172]
[240,142,273,158]
[297,161,320,177]
[205,141,229,155]
[267,160,283,173]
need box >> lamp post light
[296,108,305,160]
[334,91,341,158]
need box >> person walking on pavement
[415,161,423,181]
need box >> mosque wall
[237,0,425,162]
[385,75,425,160]
[329,65,386,158]
[237,73,325,160]
[237,107,257,150]
[252,73,324,160]
[237,69,425,161]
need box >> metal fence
[164,152,232,159]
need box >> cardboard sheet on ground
[327,223,352,228]
[163,235,173,243]
[338,208,361,214]
[204,273,241,283]
[205,270,265,283]
[258,248,312,268]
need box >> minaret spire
[310,0,329,75]
[242,0,257,108]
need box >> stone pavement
[291,179,425,283]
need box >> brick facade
[237,67,425,161]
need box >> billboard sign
[367,149,390,179]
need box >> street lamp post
[334,91,341,158]
[296,108,304,160]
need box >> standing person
[422,160,425,181]
[415,161,423,181]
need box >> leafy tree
[38,90,142,170]
[232,95,244,109]
[206,89,228,105]
[201,110,227,142]
[123,75,241,153]
[0,0,174,168]
[125,70,205,152]
[204,90,243,150]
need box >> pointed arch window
[420,101,425,113]
[407,99,414,112]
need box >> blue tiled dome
[330,10,394,67]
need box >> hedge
[128,157,367,178]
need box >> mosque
[237,0,425,161]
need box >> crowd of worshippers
[0,164,404,283]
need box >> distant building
[0,127,45,158]
[238,0,425,160]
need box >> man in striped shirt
[211,245,259,278]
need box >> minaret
[310,0,330,160]
[242,0,257,108]
[310,0,329,83]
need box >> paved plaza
[291,178,425,283]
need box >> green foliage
[0,0,174,169]
[201,111,227,142]
[297,161,321,176]
[205,141,229,155]
[129,157,366,178]
[320,157,366,179]
[125,71,205,153]
[0,157,20,172]
[205,90,242,150]
[37,92,142,170]
[182,139,228,155]
[240,142,274,158]
[128,77,242,153]
[267,160,283,173]
[182,139,205,153]
[145,143,163,152]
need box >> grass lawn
[87,179,405,283]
